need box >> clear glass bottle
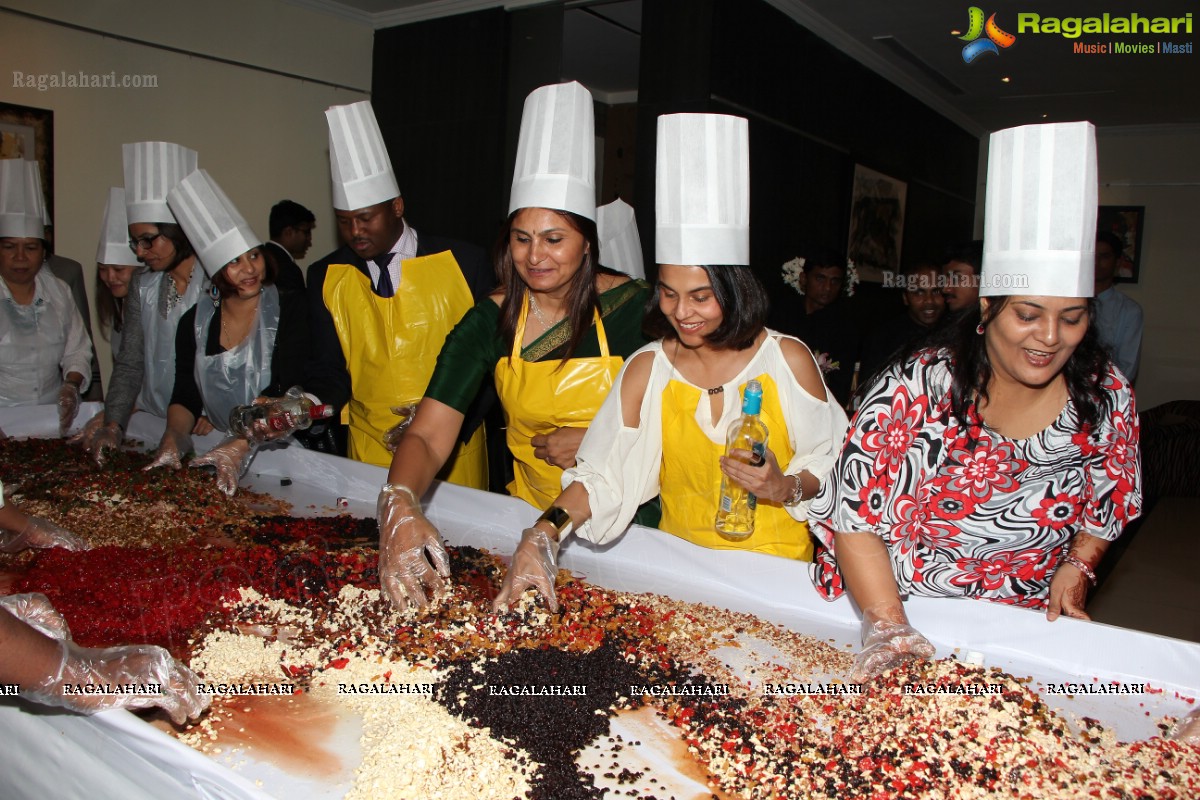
[228,390,334,445]
[715,379,769,540]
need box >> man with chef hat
[305,100,494,483]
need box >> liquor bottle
[228,389,334,445]
[715,379,769,540]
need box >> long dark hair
[643,264,768,350]
[495,209,602,364]
[860,297,1112,436]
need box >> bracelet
[783,474,805,506]
[537,505,573,538]
[1062,554,1097,587]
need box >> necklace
[220,295,260,345]
[528,293,562,329]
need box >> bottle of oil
[715,379,768,540]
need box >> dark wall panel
[372,9,509,249]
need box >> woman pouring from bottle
[144,169,310,495]
[72,143,208,464]
[491,113,850,611]
[377,82,654,609]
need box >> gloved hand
[492,526,560,613]
[1170,707,1200,747]
[57,383,81,436]
[382,404,417,453]
[377,484,450,610]
[851,603,936,681]
[24,638,210,725]
[69,414,123,468]
[0,515,88,553]
[189,437,255,497]
[144,428,194,472]
[0,593,73,640]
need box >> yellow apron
[323,253,487,487]
[659,373,813,560]
[494,294,624,509]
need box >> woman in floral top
[809,296,1141,678]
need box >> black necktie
[373,252,396,297]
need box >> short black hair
[802,247,846,273]
[644,264,768,350]
[269,200,315,239]
[1096,230,1123,254]
[941,239,984,275]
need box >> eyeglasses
[128,232,165,253]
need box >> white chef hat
[122,142,199,225]
[981,121,1097,298]
[326,101,400,212]
[509,81,596,220]
[0,159,46,239]
[167,169,261,278]
[597,198,644,279]
[655,113,750,266]
[95,187,141,266]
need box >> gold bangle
[537,505,573,537]
[783,474,806,506]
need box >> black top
[772,298,862,408]
[264,241,306,293]
[170,288,310,420]
[303,230,496,413]
[858,313,931,393]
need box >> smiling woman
[810,121,1143,683]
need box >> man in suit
[264,200,313,292]
[304,101,494,485]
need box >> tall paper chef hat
[981,121,1097,298]
[509,81,596,220]
[326,101,400,212]
[655,113,750,266]
[167,169,261,278]
[0,159,46,239]
[95,187,141,266]
[123,141,199,224]
[597,198,644,279]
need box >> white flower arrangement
[781,256,806,295]
[845,258,860,297]
[781,255,861,298]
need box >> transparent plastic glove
[851,604,936,681]
[1170,707,1200,747]
[0,516,88,553]
[377,484,450,610]
[189,437,255,497]
[382,404,417,453]
[57,383,81,436]
[71,417,123,468]
[25,639,210,725]
[492,527,560,613]
[144,428,193,472]
[0,593,73,640]
[66,410,103,445]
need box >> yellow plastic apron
[494,294,624,509]
[323,253,487,487]
[659,373,813,560]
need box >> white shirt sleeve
[772,335,851,520]
[49,275,93,393]
[564,343,667,546]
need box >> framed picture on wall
[1097,205,1145,284]
[0,101,54,228]
[846,164,906,282]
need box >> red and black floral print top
[808,349,1141,609]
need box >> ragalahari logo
[959,7,1017,62]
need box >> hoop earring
[210,284,221,308]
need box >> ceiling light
[1001,76,1011,83]
[950,29,961,35]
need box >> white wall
[974,126,1200,410]
[1,0,373,388]
[1096,126,1200,410]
